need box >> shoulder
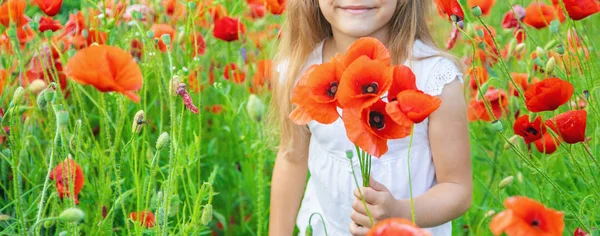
[275,41,324,84]
[410,41,464,96]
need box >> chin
[338,26,381,38]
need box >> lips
[339,5,375,14]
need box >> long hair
[268,0,458,157]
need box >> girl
[269,1,472,235]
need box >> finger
[369,177,390,192]
[351,198,375,216]
[354,187,378,204]
[350,210,373,228]
[349,221,370,236]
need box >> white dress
[279,40,463,236]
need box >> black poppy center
[369,112,385,130]
[531,219,539,227]
[327,81,339,98]
[362,82,379,94]
[526,127,539,136]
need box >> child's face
[319,0,398,39]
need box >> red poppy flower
[65,45,144,102]
[0,69,7,95]
[189,33,206,57]
[434,0,464,21]
[574,227,590,236]
[490,196,564,235]
[39,16,62,32]
[368,218,431,236]
[151,24,175,52]
[129,211,156,228]
[24,46,67,90]
[50,158,85,204]
[59,12,85,38]
[207,104,224,114]
[86,29,107,46]
[387,65,417,100]
[266,0,285,15]
[525,78,574,112]
[533,131,560,154]
[343,99,412,157]
[508,73,537,97]
[162,0,186,18]
[468,66,489,90]
[248,3,265,19]
[208,4,227,21]
[251,60,272,92]
[467,88,508,122]
[548,110,587,144]
[213,16,245,42]
[34,0,63,17]
[343,37,391,67]
[387,90,441,124]
[0,0,27,27]
[523,3,562,29]
[513,115,546,144]
[468,0,495,16]
[502,5,526,29]
[223,63,246,84]
[337,56,393,109]
[289,60,344,125]
[552,0,599,21]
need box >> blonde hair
[268,0,459,156]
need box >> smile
[339,6,376,14]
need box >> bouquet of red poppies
[289,37,442,187]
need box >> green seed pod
[44,30,53,38]
[57,110,69,129]
[246,94,265,122]
[161,34,171,46]
[44,88,56,103]
[345,150,354,159]
[556,44,565,55]
[499,176,514,189]
[549,20,559,34]
[43,219,55,228]
[146,30,155,39]
[305,225,313,236]
[156,132,170,150]
[201,204,213,226]
[471,6,482,17]
[58,208,85,223]
[491,120,503,132]
[187,2,196,9]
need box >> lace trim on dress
[424,58,464,96]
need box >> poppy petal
[343,37,391,67]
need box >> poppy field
[0,0,599,235]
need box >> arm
[350,79,472,232]
[269,128,311,235]
[397,79,473,227]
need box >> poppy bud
[156,132,170,150]
[201,204,213,226]
[5,28,16,39]
[132,110,145,134]
[44,88,56,103]
[484,210,495,218]
[57,110,69,129]
[535,47,545,58]
[44,30,53,38]
[504,135,519,150]
[187,1,196,9]
[471,6,482,17]
[476,29,485,38]
[346,150,354,159]
[545,57,556,74]
[544,39,558,51]
[58,208,85,223]
[246,94,265,122]
[499,176,514,189]
[0,215,9,221]
[491,120,503,132]
[549,20,559,34]
[10,87,25,107]
[146,30,154,39]
[515,43,526,55]
[305,225,313,236]
[507,38,516,58]
[82,29,88,38]
[28,79,47,94]
[532,57,544,67]
[37,90,48,109]
[556,44,565,55]
[43,219,54,228]
[477,82,490,101]
[176,29,185,45]
[68,48,76,58]
[161,34,171,46]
